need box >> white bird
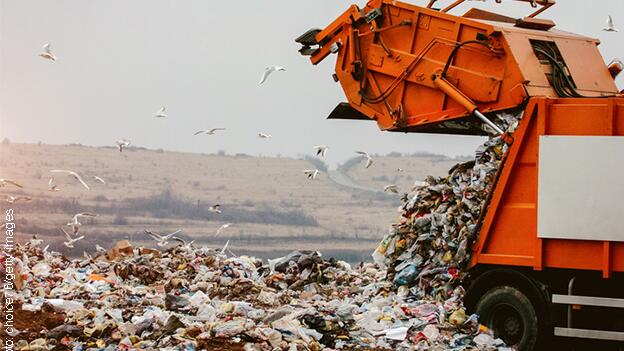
[172,236,195,250]
[29,235,43,247]
[604,15,619,32]
[384,184,399,193]
[303,169,320,180]
[411,180,426,191]
[5,195,32,204]
[259,65,286,85]
[61,228,84,249]
[145,229,182,247]
[194,128,225,136]
[48,178,60,192]
[67,212,97,235]
[0,179,23,188]
[220,240,230,255]
[355,151,374,168]
[93,176,106,184]
[313,145,329,158]
[50,170,90,190]
[208,204,222,214]
[396,168,404,172]
[39,43,56,61]
[215,223,232,237]
[153,106,168,118]
[95,244,107,255]
[116,139,131,152]
[258,133,272,139]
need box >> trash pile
[3,113,521,351]
[373,112,521,293]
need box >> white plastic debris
[382,326,410,341]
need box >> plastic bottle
[393,264,418,286]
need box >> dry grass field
[343,153,469,194]
[0,142,463,261]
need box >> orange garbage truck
[298,0,624,349]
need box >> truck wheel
[475,286,539,351]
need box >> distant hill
[0,143,458,261]
[343,152,470,194]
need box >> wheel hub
[491,303,524,345]
[503,315,521,337]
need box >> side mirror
[608,59,623,79]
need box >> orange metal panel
[501,28,617,95]
[501,30,552,89]
[612,243,624,270]
[603,242,611,279]
[309,0,618,135]
[470,100,539,265]
[548,103,611,135]
[310,0,531,132]
[614,104,624,135]
[472,97,624,274]
[553,39,617,94]
[477,254,534,266]
[542,239,606,271]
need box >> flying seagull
[194,128,226,136]
[116,139,131,152]
[411,180,426,191]
[172,237,195,250]
[48,178,60,192]
[208,204,222,214]
[50,170,90,190]
[355,151,374,168]
[313,145,329,158]
[61,228,84,249]
[215,223,232,237]
[0,179,23,188]
[220,240,230,255]
[153,106,167,118]
[95,244,107,255]
[5,195,32,204]
[93,176,106,184]
[384,184,399,193]
[145,229,182,247]
[604,15,619,32]
[39,43,56,61]
[303,169,320,180]
[67,212,97,234]
[259,65,286,85]
[258,133,272,139]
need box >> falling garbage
[2,112,521,350]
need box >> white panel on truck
[538,136,624,242]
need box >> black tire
[476,285,539,351]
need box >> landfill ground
[0,113,525,351]
[5,114,623,351]
[13,305,66,341]
[10,307,392,351]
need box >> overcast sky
[2,0,623,167]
